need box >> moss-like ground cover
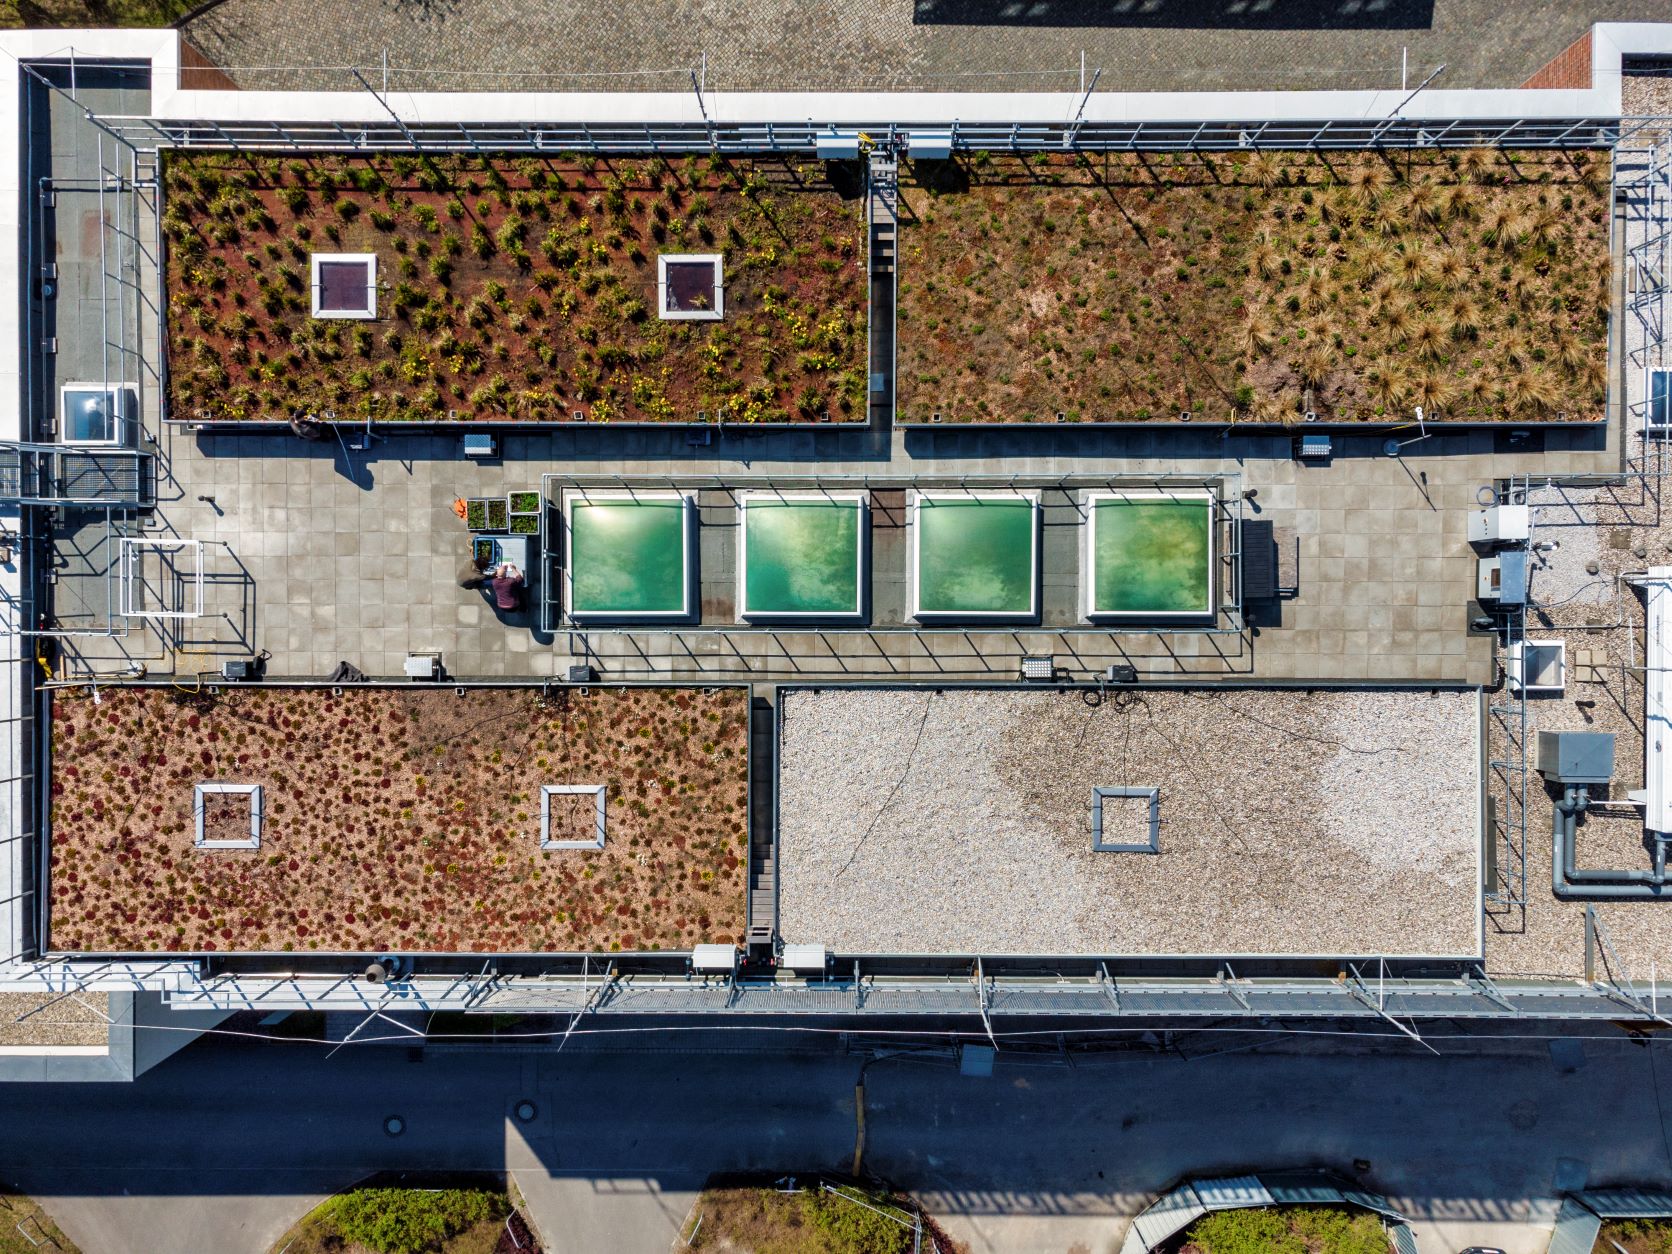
[898,148,1610,424]
[49,685,749,953]
[163,152,866,424]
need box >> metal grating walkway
[0,443,154,508]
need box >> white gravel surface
[0,992,108,1047]
[778,687,1482,957]
[1624,75,1672,123]
[1487,450,1672,978]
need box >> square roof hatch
[58,383,133,445]
[310,252,377,319]
[658,253,724,320]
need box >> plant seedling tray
[466,497,509,532]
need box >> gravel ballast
[778,687,1482,957]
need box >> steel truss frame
[5,957,1672,1024]
[72,114,1669,156]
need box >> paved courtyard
[181,0,1672,94]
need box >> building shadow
[912,0,1435,30]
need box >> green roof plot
[738,493,866,620]
[1085,491,1215,618]
[565,492,693,620]
[911,493,1039,620]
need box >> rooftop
[776,686,1482,957]
[897,149,1609,425]
[47,685,750,954]
[163,151,866,425]
[180,0,1671,94]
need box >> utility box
[690,944,737,974]
[908,131,954,159]
[779,944,828,975]
[1478,551,1528,605]
[403,654,440,680]
[815,133,861,159]
[1468,503,1530,546]
[1536,731,1615,784]
[1294,433,1332,461]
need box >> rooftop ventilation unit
[691,944,738,974]
[1477,551,1528,606]
[1536,731,1615,785]
[908,131,953,159]
[815,133,862,160]
[1467,503,1530,546]
[779,944,828,975]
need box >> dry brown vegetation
[898,147,1610,424]
[49,685,749,953]
[163,152,866,424]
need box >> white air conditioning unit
[1467,503,1530,545]
[690,944,737,974]
[779,944,828,975]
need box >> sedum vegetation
[898,147,1610,424]
[50,685,749,954]
[163,151,866,424]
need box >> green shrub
[1188,1207,1304,1254]
[1186,1206,1388,1254]
[799,1187,913,1254]
[1606,1219,1672,1253]
[322,1187,506,1254]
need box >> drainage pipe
[1553,785,1672,899]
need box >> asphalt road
[1,1023,1669,1254]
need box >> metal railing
[0,444,155,508]
[1486,475,1532,910]
[77,113,1667,156]
[1623,129,1671,389]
